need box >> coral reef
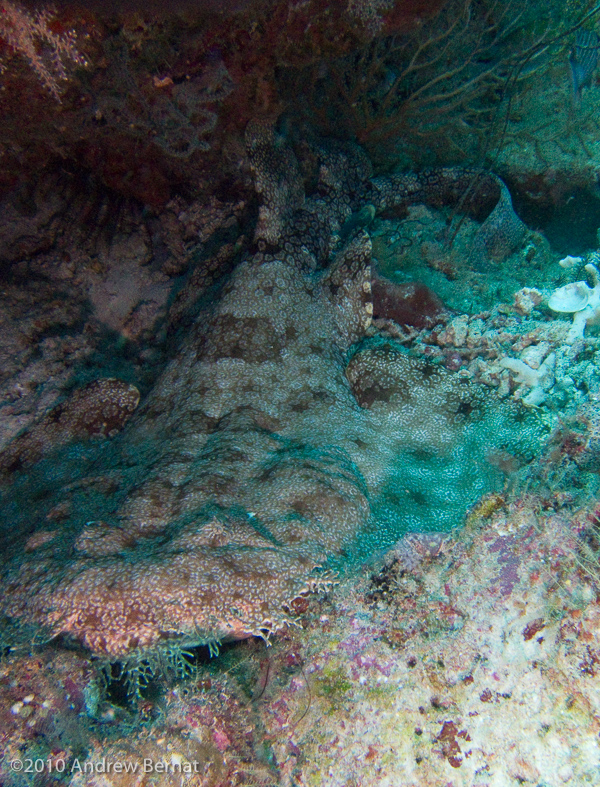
[288,0,549,168]
[2,1,600,784]
[261,490,600,786]
[97,38,234,159]
[3,482,595,786]
[0,1,88,100]
[548,262,600,343]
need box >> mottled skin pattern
[366,167,526,264]
[0,379,140,476]
[0,124,524,657]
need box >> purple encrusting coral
[488,534,522,597]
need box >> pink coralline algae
[0,122,527,658]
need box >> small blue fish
[569,30,600,101]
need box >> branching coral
[0,1,87,100]
[500,353,556,407]
[284,0,548,164]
